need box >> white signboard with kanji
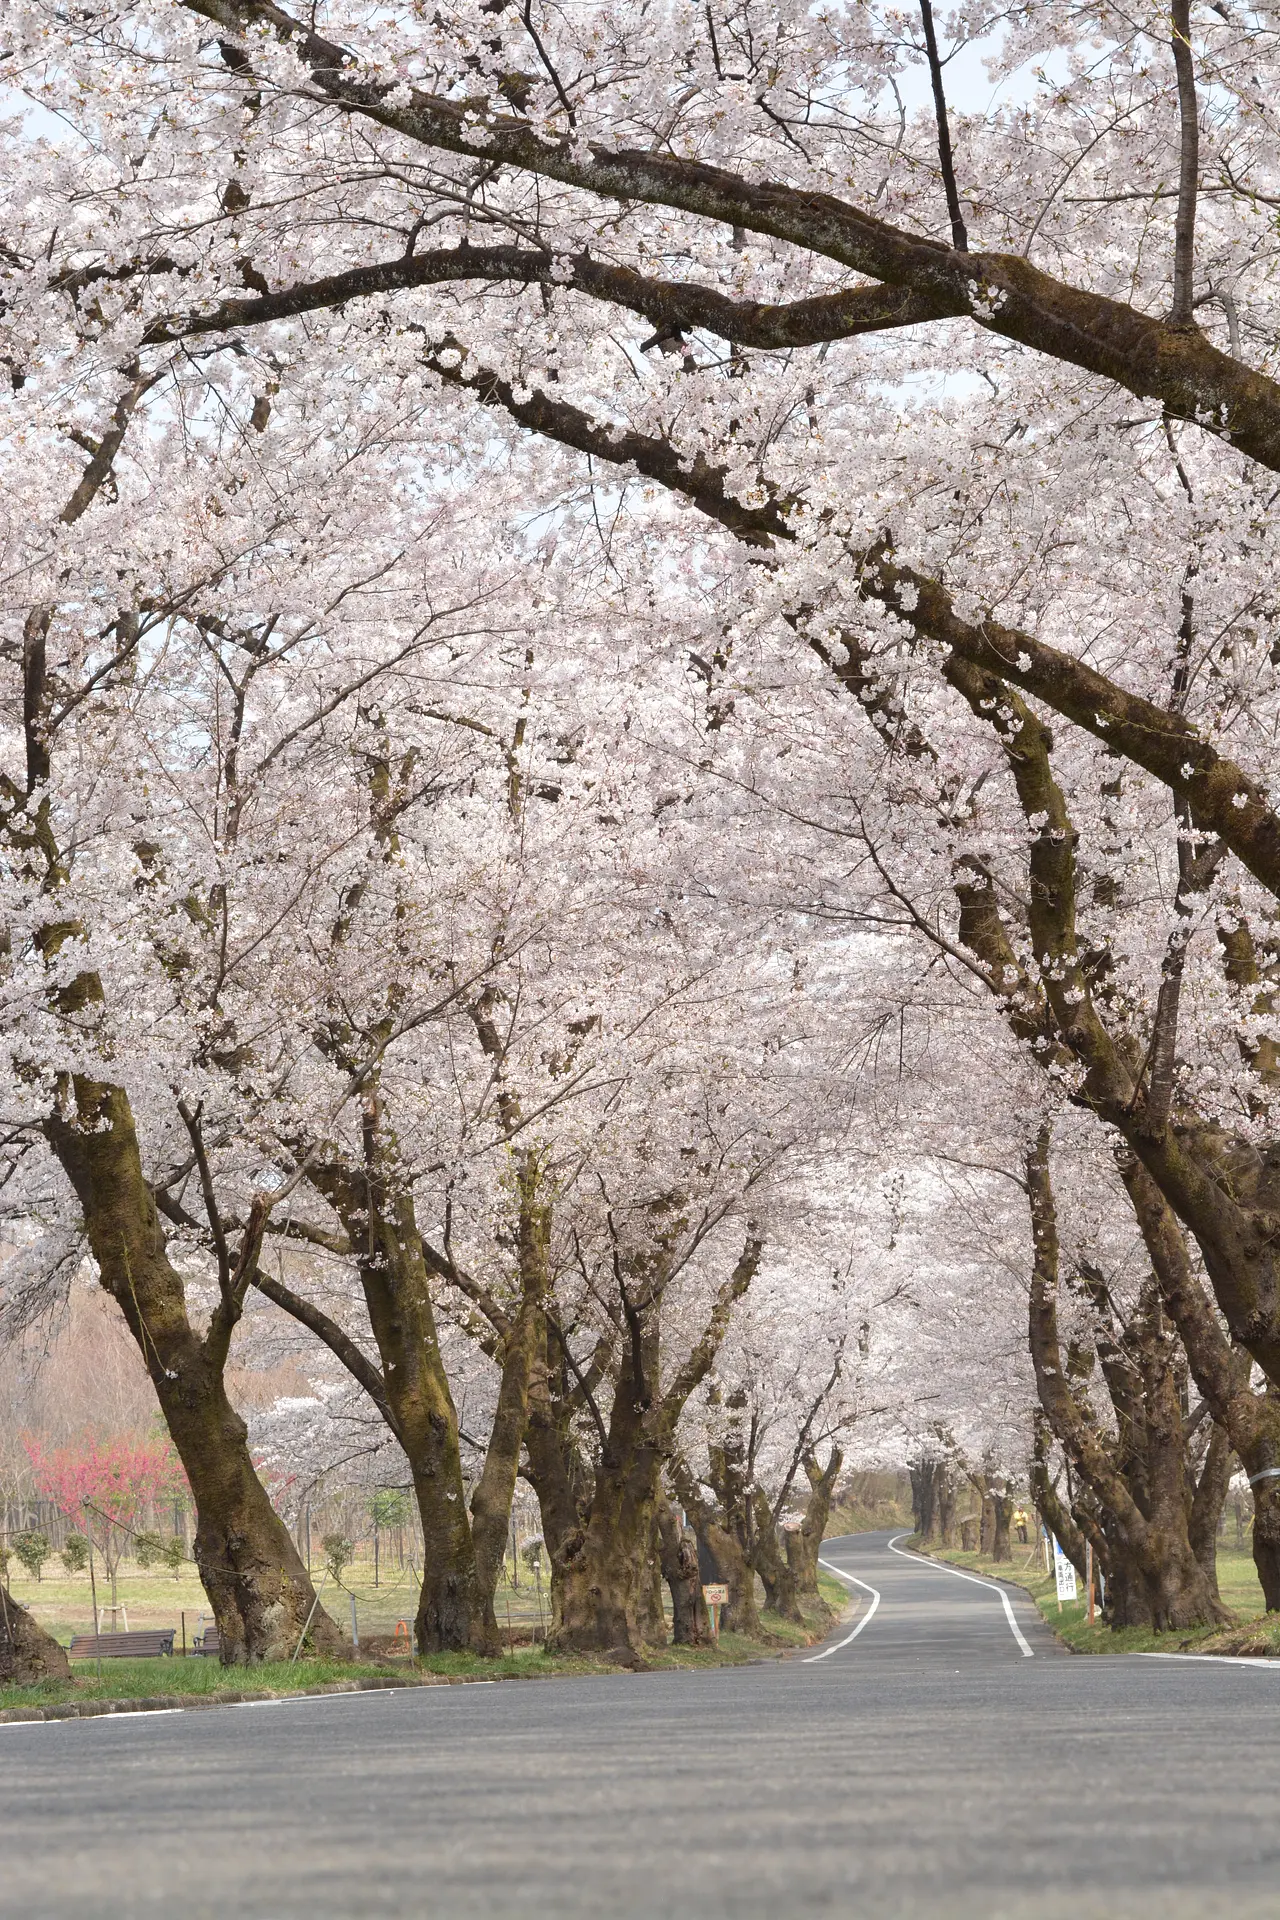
[1053,1538,1078,1603]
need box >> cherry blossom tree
[24,1432,188,1609]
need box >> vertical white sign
[1053,1538,1078,1603]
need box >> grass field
[2,1549,550,1649]
[1,1563,849,1714]
[921,1537,1280,1656]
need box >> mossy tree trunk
[1027,1127,1231,1633]
[0,1581,70,1686]
[520,1311,603,1643]
[467,1155,552,1646]
[1118,1153,1280,1611]
[47,1078,343,1664]
[304,1141,484,1656]
[278,1114,555,1658]
[656,1494,706,1645]
[548,1232,762,1657]
[784,1446,843,1612]
[671,1455,762,1639]
[750,1490,802,1623]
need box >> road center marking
[803,1559,881,1662]
[887,1534,1035,1658]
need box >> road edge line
[1133,1651,1280,1668]
[802,1560,881,1663]
[886,1533,1035,1658]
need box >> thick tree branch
[658,1231,762,1428]
[142,246,942,351]
[185,0,1280,471]
[418,347,1280,900]
[253,1267,400,1437]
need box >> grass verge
[913,1538,1280,1657]
[1,1576,849,1719]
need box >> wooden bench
[69,1629,176,1660]
[194,1625,221,1657]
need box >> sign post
[701,1582,728,1640]
[1052,1538,1077,1613]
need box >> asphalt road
[3,1530,1278,1919]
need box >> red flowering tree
[24,1434,190,1611]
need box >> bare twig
[918,0,968,251]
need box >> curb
[0,1673,470,1725]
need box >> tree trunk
[913,1458,953,1546]
[1118,1151,1280,1610]
[695,1515,761,1637]
[47,1078,342,1664]
[989,1485,1013,1562]
[0,1581,70,1686]
[540,1231,761,1657]
[1030,1417,1090,1585]
[1253,1471,1280,1611]
[311,1141,486,1656]
[656,1495,707,1645]
[750,1491,802,1623]
[521,1316,595,1643]
[936,1470,959,1548]
[636,1512,668,1645]
[468,1162,550,1648]
[1188,1421,1233,1595]
[552,1457,660,1660]
[785,1446,842,1611]
[1027,1125,1231,1633]
[910,1457,938,1540]
[548,1310,663,1659]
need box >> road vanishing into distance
[4,1530,1279,1919]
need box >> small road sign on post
[1052,1539,1077,1611]
[702,1583,728,1640]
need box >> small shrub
[369,1489,410,1530]
[134,1530,166,1570]
[60,1535,90,1577]
[162,1536,186,1576]
[13,1531,51,1582]
[321,1533,354,1585]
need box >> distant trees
[24,1435,189,1608]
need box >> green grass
[2,1569,850,1714]
[920,1537,1280,1656]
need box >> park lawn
[8,1547,849,1651]
[1,1570,850,1713]
[3,1560,212,1644]
[4,1552,546,1648]
[922,1538,1280,1657]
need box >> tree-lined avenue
[3,1535,1278,1919]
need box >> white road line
[1135,1652,1280,1669]
[887,1533,1035,1658]
[81,1709,187,1722]
[802,1559,881,1662]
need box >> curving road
[3,1531,1279,1918]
